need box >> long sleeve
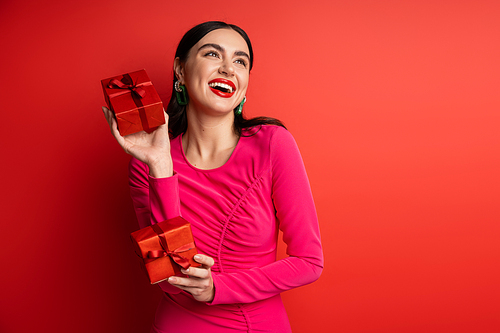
[209,127,323,305]
[128,158,183,294]
[129,158,182,228]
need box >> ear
[173,57,184,83]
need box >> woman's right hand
[102,106,173,178]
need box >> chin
[206,102,236,115]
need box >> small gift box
[130,216,200,284]
[101,69,164,136]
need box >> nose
[218,58,235,76]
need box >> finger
[169,275,214,302]
[102,106,112,124]
[152,111,169,131]
[193,254,215,268]
[168,275,209,289]
[180,266,211,279]
[167,278,192,293]
[102,106,125,143]
[102,106,116,130]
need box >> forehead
[191,28,249,55]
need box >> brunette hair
[166,21,285,138]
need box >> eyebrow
[198,43,250,60]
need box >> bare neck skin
[182,107,239,170]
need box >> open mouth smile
[208,78,236,98]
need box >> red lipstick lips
[208,78,236,98]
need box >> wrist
[148,158,173,178]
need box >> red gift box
[130,217,200,284]
[101,69,164,136]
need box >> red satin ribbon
[148,223,193,270]
[147,242,195,270]
[108,78,145,98]
[107,75,150,99]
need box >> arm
[129,158,183,294]
[102,106,189,294]
[129,158,181,228]
[209,127,324,305]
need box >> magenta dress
[129,125,323,332]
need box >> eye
[204,51,219,58]
[235,58,248,68]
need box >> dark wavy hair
[166,21,285,138]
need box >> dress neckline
[178,133,242,173]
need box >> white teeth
[209,82,234,93]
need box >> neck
[182,106,239,169]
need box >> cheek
[239,78,250,93]
[184,61,205,81]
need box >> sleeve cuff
[206,273,223,306]
[148,171,182,223]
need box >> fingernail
[182,268,189,273]
[168,277,176,283]
[194,255,201,260]
[101,106,106,112]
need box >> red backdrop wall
[1,1,499,332]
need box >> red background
[1,1,499,332]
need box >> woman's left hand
[168,254,215,303]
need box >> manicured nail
[194,255,201,261]
[182,268,189,273]
[168,277,176,283]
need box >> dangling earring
[175,81,188,106]
[235,96,246,115]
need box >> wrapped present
[101,69,164,136]
[130,216,200,284]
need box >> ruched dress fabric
[129,125,323,332]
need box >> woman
[103,21,323,332]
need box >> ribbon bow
[147,243,194,270]
[148,224,193,270]
[108,76,146,99]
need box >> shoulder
[240,125,300,165]
[249,125,298,151]
[242,125,293,145]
